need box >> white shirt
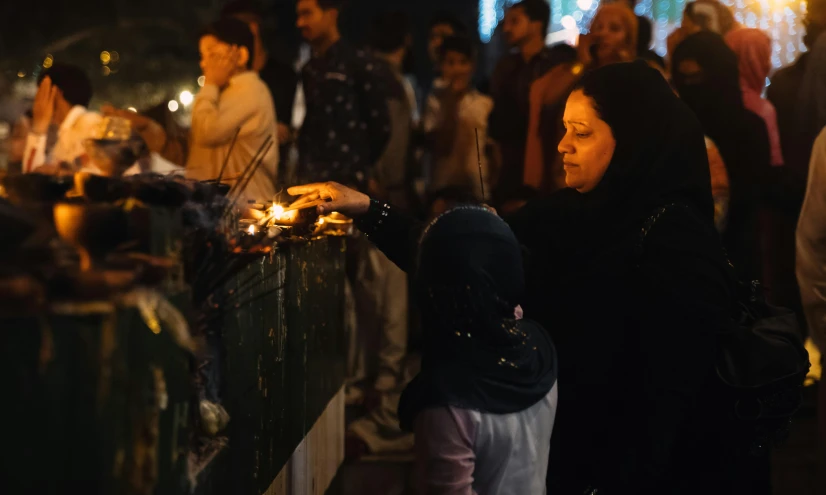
[423,89,494,200]
[186,71,278,203]
[23,105,102,173]
[796,127,826,350]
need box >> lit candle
[248,224,256,235]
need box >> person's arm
[355,53,392,166]
[610,209,728,492]
[189,84,257,147]
[24,77,58,173]
[353,199,421,273]
[414,407,478,495]
[797,129,826,350]
[22,133,48,173]
[287,183,422,273]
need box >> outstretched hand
[287,182,371,216]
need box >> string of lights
[478,0,809,68]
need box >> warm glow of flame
[248,224,256,235]
[270,204,285,220]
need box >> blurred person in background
[80,116,182,177]
[425,11,468,98]
[186,18,278,203]
[343,10,416,459]
[726,27,805,329]
[768,0,826,180]
[671,31,770,283]
[423,36,493,201]
[8,110,33,173]
[725,28,783,167]
[295,0,390,190]
[102,103,188,166]
[611,0,664,66]
[488,0,562,202]
[667,1,737,64]
[795,125,826,493]
[368,10,417,210]
[221,0,298,160]
[23,63,101,173]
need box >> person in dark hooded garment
[672,31,805,324]
[401,205,558,494]
[288,61,755,493]
[670,31,772,283]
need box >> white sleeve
[23,133,47,173]
[797,128,826,350]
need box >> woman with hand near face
[290,61,744,493]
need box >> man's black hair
[511,0,551,36]
[439,35,477,63]
[200,18,255,69]
[37,63,93,108]
[368,11,411,54]
[428,11,468,35]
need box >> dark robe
[355,62,755,493]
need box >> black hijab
[510,61,714,260]
[397,206,557,431]
[671,31,772,279]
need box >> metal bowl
[53,202,129,270]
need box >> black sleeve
[611,210,730,492]
[354,199,423,273]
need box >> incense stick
[215,127,241,184]
[474,128,485,200]
[223,139,274,216]
[226,135,273,199]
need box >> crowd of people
[6,0,826,492]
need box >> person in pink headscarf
[725,28,784,166]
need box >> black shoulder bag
[639,203,810,456]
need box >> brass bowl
[53,202,129,270]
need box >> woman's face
[558,89,616,193]
[591,10,629,62]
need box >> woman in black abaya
[671,31,773,283]
[289,61,748,493]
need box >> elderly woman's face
[558,89,616,193]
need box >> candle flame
[248,224,256,235]
[271,204,285,220]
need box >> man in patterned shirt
[295,0,391,190]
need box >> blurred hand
[32,77,57,135]
[287,182,371,216]
[576,32,595,68]
[203,46,239,88]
